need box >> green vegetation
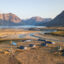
[50,31,64,36]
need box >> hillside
[46,11,64,27]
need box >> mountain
[31,17,51,22]
[22,17,52,25]
[0,13,51,26]
[46,11,64,27]
[30,16,44,22]
[0,13,21,23]
[0,13,22,26]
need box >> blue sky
[0,0,64,19]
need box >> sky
[0,0,64,19]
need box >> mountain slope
[46,11,64,27]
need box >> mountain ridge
[46,10,64,27]
[0,13,52,26]
[0,13,21,23]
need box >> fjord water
[0,25,46,28]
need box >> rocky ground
[0,29,64,64]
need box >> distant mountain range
[0,13,51,26]
[21,17,51,25]
[0,10,64,27]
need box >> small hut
[52,42,55,44]
[19,46,27,50]
[38,39,46,42]
[40,43,47,47]
[11,41,17,46]
[45,41,53,44]
[29,44,36,48]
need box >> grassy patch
[51,31,64,36]
[45,31,64,36]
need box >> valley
[0,28,64,64]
